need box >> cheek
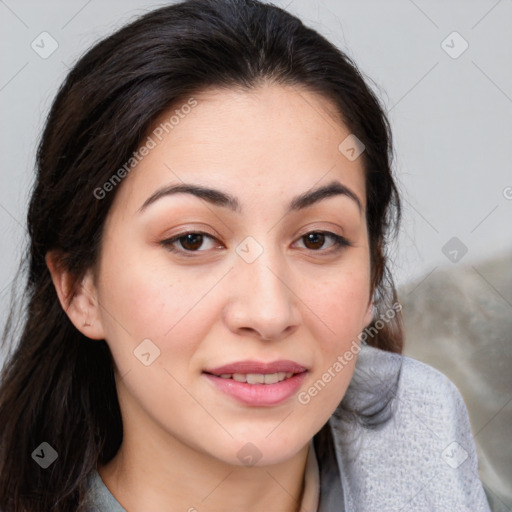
[299,264,369,410]
[307,266,371,346]
[96,247,221,368]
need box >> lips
[215,372,295,384]
[203,359,308,406]
[204,359,307,375]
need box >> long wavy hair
[0,0,402,510]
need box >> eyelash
[159,230,351,257]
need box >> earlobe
[45,251,105,340]
[363,299,374,328]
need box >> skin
[47,83,373,512]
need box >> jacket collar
[314,420,345,511]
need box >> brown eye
[302,232,326,250]
[160,231,220,255]
[179,233,204,251]
[160,230,350,257]
[294,231,351,253]
[297,231,349,252]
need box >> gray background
[1,0,511,508]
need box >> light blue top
[84,344,491,511]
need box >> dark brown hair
[0,0,402,509]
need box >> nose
[223,243,301,341]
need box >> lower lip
[203,372,307,406]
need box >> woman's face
[88,83,373,466]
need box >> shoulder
[342,342,473,429]
[328,344,491,511]
[395,346,470,427]
[82,470,127,512]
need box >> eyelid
[294,231,351,251]
[160,230,221,253]
[159,229,351,256]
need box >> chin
[233,434,307,467]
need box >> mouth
[202,360,308,406]
[204,371,297,384]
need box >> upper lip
[204,360,308,375]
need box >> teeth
[263,372,280,384]
[220,372,295,384]
[246,373,265,384]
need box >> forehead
[110,83,366,216]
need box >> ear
[363,297,374,329]
[45,251,105,340]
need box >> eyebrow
[137,179,363,215]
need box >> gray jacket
[84,344,491,511]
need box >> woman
[0,0,490,510]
